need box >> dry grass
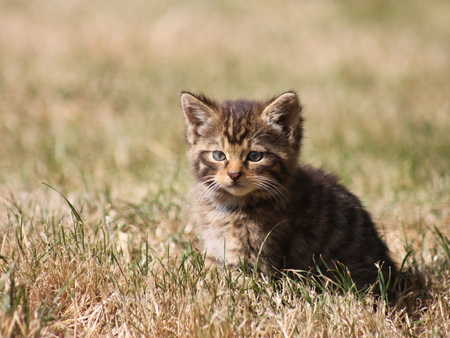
[1,0,449,336]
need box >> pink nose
[228,171,242,181]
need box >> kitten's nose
[228,171,242,181]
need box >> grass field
[1,0,449,336]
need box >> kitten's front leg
[202,230,251,275]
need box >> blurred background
[0,0,449,237]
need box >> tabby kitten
[181,91,397,292]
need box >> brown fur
[181,91,397,292]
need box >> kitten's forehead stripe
[219,99,265,145]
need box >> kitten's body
[182,91,397,291]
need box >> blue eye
[212,151,226,161]
[247,151,263,162]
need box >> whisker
[188,175,216,197]
[249,176,287,207]
[255,182,284,206]
[253,181,281,204]
[199,180,221,201]
[257,176,288,195]
[198,182,214,201]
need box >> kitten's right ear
[261,91,302,139]
[181,92,216,142]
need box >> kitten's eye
[247,151,263,162]
[212,151,226,161]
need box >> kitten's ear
[181,92,217,143]
[261,91,302,137]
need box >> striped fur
[181,91,397,292]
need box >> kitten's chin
[223,185,255,197]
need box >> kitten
[181,91,397,292]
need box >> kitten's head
[181,91,303,203]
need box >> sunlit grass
[1,0,449,336]
[1,190,449,336]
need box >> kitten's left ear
[181,92,217,143]
[261,91,302,137]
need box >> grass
[1,0,449,336]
